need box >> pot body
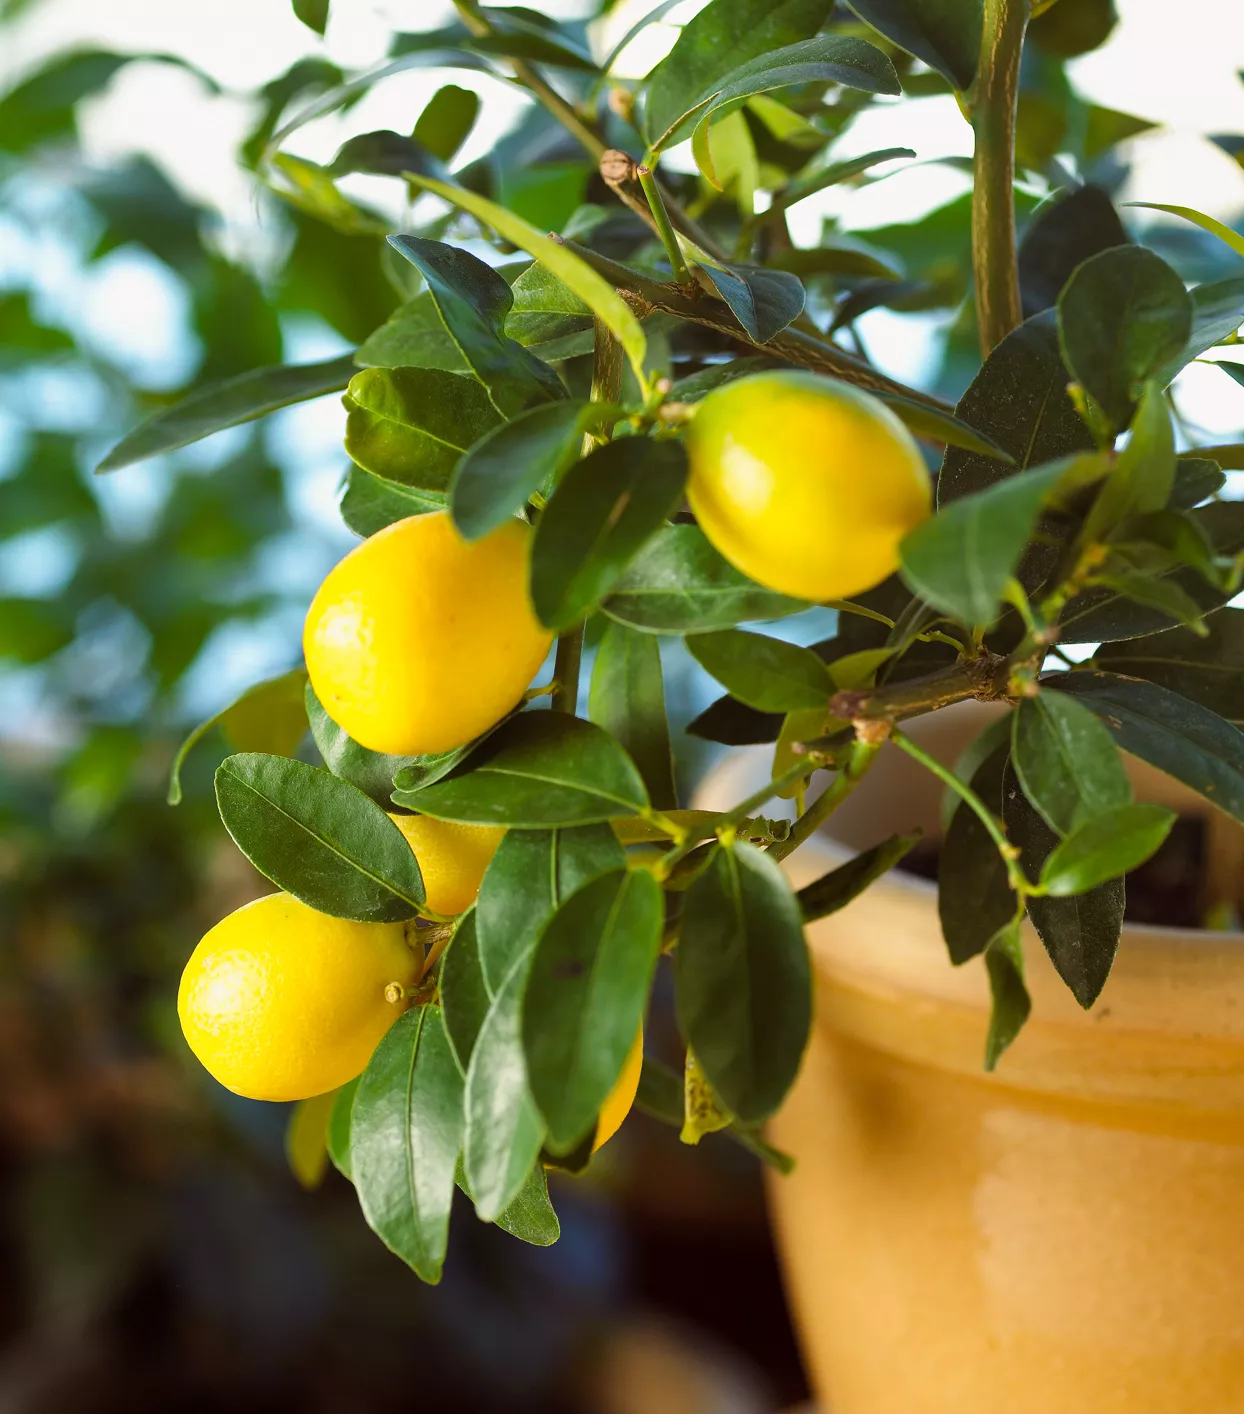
[699,704,1244,1413]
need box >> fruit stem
[636,164,694,288]
[768,738,882,862]
[971,0,1029,355]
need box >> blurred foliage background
[0,0,1241,1409]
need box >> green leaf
[1003,759,1123,1008]
[394,712,650,828]
[1095,610,1244,725]
[168,668,308,806]
[1125,202,1244,261]
[440,909,490,1073]
[463,949,545,1221]
[467,13,597,71]
[477,1162,560,1245]
[796,831,921,922]
[983,922,1030,1071]
[1083,105,1157,162]
[531,439,688,630]
[845,0,983,90]
[1018,184,1130,317]
[1046,670,1244,826]
[1158,276,1244,383]
[1080,381,1175,538]
[939,311,1095,504]
[1011,691,1131,836]
[603,524,808,634]
[690,261,807,344]
[900,459,1081,626]
[1170,456,1226,510]
[327,1076,358,1180]
[475,824,625,999]
[344,366,502,491]
[687,629,831,714]
[523,869,662,1151]
[329,129,445,180]
[1214,359,1244,390]
[505,263,594,351]
[1089,568,1212,634]
[1057,245,1192,432]
[351,1005,463,1284]
[642,0,834,150]
[97,356,356,472]
[292,0,330,35]
[882,392,1017,462]
[396,182,647,389]
[355,290,471,372]
[306,683,423,808]
[764,146,915,220]
[1039,803,1176,896]
[937,746,1016,964]
[214,754,425,921]
[339,466,443,537]
[414,84,479,162]
[386,237,566,418]
[589,620,677,811]
[450,400,619,541]
[686,695,784,746]
[676,842,811,1124]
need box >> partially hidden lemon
[684,370,932,602]
[178,892,419,1102]
[304,510,552,757]
[389,813,505,916]
[594,1027,643,1151]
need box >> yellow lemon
[304,510,552,757]
[178,892,419,1102]
[594,1027,643,1151]
[389,813,505,916]
[684,370,931,601]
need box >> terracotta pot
[697,703,1244,1414]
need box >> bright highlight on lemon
[178,892,419,1102]
[389,813,505,916]
[304,510,552,758]
[684,370,932,602]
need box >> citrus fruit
[178,892,419,1102]
[304,510,552,757]
[684,370,931,601]
[594,1027,643,1151]
[389,813,505,915]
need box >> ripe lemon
[389,813,505,916]
[594,1027,643,1151]
[178,892,419,1102]
[684,370,931,601]
[304,511,552,757]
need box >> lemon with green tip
[304,510,552,757]
[178,892,419,1102]
[684,370,931,602]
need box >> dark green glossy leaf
[327,1076,359,1180]
[305,682,422,807]
[939,311,1094,504]
[440,909,490,1073]
[215,753,425,921]
[97,356,356,472]
[983,922,1030,1070]
[480,1163,560,1245]
[523,868,662,1150]
[352,1006,463,1284]
[468,12,597,71]
[168,668,308,806]
[1091,568,1210,633]
[669,357,789,402]
[532,439,689,630]
[766,147,915,220]
[292,0,330,35]
[339,466,443,536]
[692,261,806,344]
[1003,759,1123,1008]
[395,712,650,827]
[589,620,677,811]
[1040,803,1176,896]
[687,629,831,713]
[387,236,566,418]
[1057,245,1192,431]
[846,0,982,90]
[451,400,621,541]
[1018,184,1129,318]
[1046,670,1244,825]
[355,290,471,372]
[676,842,811,1124]
[937,747,1016,964]
[414,84,479,162]
[686,694,784,745]
[1170,456,1225,510]
[642,0,833,149]
[603,524,808,634]
[1214,360,1244,390]
[1011,690,1130,836]
[329,129,444,180]
[1095,610,1244,725]
[796,831,921,921]
[1158,276,1244,384]
[505,263,593,351]
[344,367,501,491]
[475,823,625,998]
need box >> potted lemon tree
[98,0,1244,1408]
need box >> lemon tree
[89,0,1244,1284]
